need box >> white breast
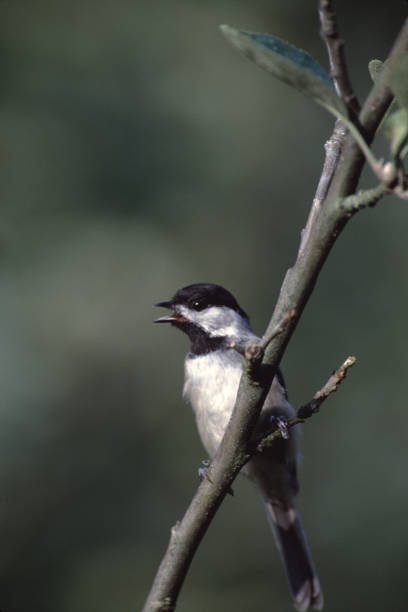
[183,350,243,457]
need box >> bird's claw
[198,459,212,482]
[198,459,234,496]
[270,415,289,439]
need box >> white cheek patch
[178,305,252,339]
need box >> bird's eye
[191,298,206,311]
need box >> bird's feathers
[155,283,323,611]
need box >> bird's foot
[198,459,234,496]
[270,415,289,439]
[198,459,212,482]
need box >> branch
[238,308,296,388]
[261,17,408,368]
[255,356,356,454]
[142,16,408,612]
[318,6,408,188]
[260,308,297,351]
[299,119,346,257]
[342,183,389,212]
[318,0,360,115]
[230,308,296,382]
[296,355,356,418]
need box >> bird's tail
[263,497,323,612]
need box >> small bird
[155,283,323,611]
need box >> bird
[154,283,323,611]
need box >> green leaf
[219,25,383,178]
[387,52,408,109]
[220,25,347,117]
[384,108,408,162]
[368,59,383,83]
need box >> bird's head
[155,283,253,354]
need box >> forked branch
[143,9,408,612]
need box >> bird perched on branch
[155,283,323,612]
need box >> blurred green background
[0,1,407,611]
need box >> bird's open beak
[154,301,186,324]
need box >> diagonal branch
[255,356,356,454]
[142,15,408,612]
[296,355,356,418]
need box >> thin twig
[260,308,297,351]
[297,355,356,417]
[318,0,360,115]
[342,183,389,212]
[256,356,356,453]
[243,308,297,384]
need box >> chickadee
[155,283,323,611]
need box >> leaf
[219,25,383,178]
[384,108,408,162]
[368,59,383,83]
[220,25,347,117]
[386,52,408,109]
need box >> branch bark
[143,13,408,612]
[318,0,360,115]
